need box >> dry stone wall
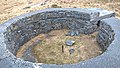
[0,8,115,68]
[4,8,115,55]
[97,21,115,51]
[4,8,100,55]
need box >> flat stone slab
[65,40,75,46]
[87,8,115,21]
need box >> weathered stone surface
[66,40,75,46]
[96,20,115,51]
[87,8,115,21]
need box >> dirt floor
[16,29,102,64]
[0,0,120,24]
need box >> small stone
[69,31,74,36]
[76,31,79,35]
[18,30,21,33]
[65,40,75,46]
[69,49,75,54]
[33,30,36,32]
[66,30,79,36]
[32,40,41,45]
[23,6,31,10]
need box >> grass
[0,0,120,24]
[51,4,62,8]
[31,29,102,64]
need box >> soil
[16,29,103,64]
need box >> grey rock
[65,40,75,46]
[69,49,75,54]
[66,30,79,36]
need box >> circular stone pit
[0,8,116,68]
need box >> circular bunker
[0,8,118,68]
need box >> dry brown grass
[0,0,120,24]
[29,29,102,64]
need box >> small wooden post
[62,45,64,53]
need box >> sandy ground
[0,0,120,23]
